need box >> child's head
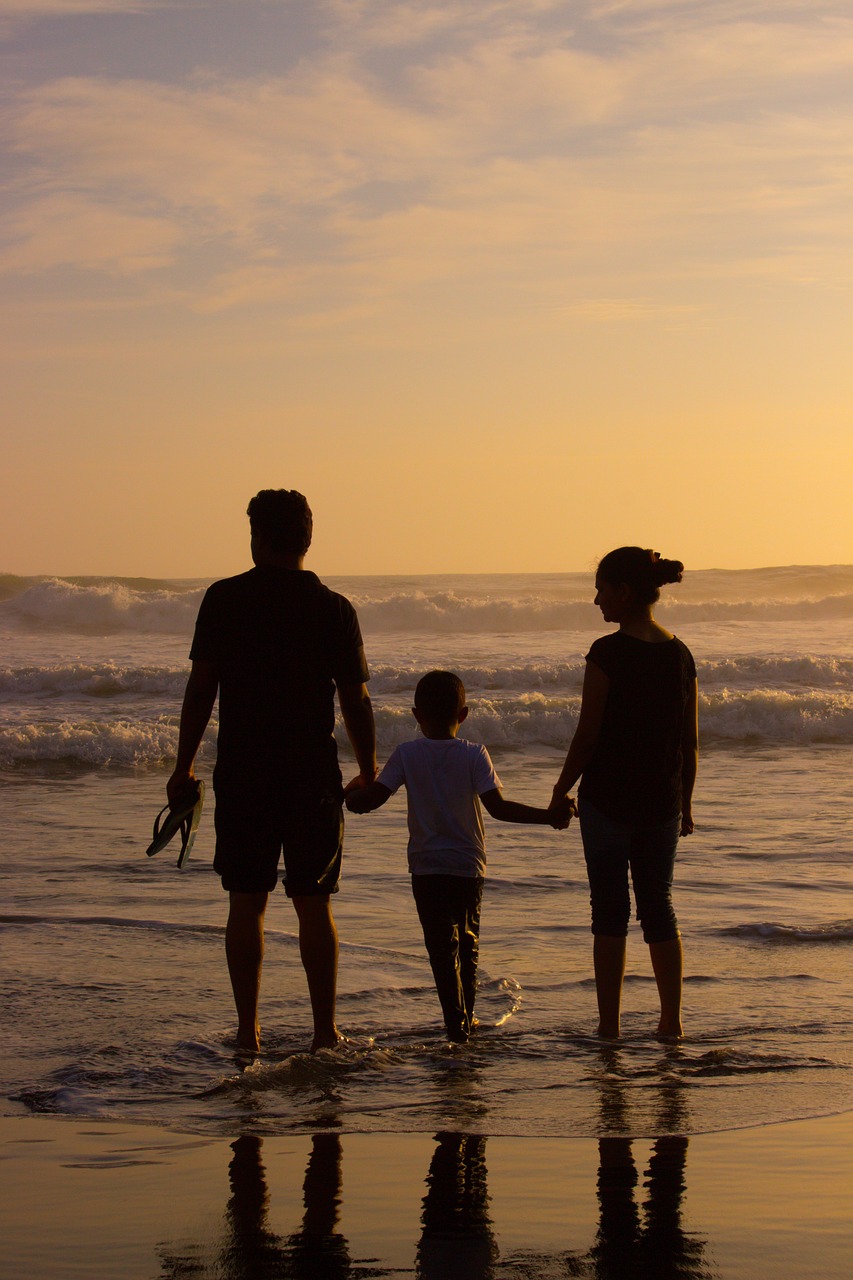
[413,670,467,732]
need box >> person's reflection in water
[158,1131,369,1279]
[217,1135,287,1278]
[589,1045,718,1279]
[416,1132,498,1280]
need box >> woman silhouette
[552,548,698,1039]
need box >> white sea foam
[0,718,207,767]
[0,578,203,634]
[722,920,853,943]
[2,687,851,765]
[0,663,187,698]
[3,571,853,634]
[2,653,851,701]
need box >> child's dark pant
[411,874,484,1042]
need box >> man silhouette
[167,489,376,1052]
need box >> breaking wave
[721,920,853,943]
[2,688,852,766]
[2,654,851,700]
[3,571,853,635]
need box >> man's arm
[680,677,699,836]
[166,659,219,805]
[481,789,576,829]
[336,681,378,794]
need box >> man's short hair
[414,670,466,724]
[247,489,313,557]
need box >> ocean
[2,566,852,1141]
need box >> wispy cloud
[2,2,852,323]
[0,0,163,15]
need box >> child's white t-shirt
[377,737,501,878]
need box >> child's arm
[345,781,393,814]
[480,788,576,830]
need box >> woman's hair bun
[649,553,684,587]
[597,546,684,605]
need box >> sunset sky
[2,0,851,576]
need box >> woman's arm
[680,677,699,836]
[550,660,609,806]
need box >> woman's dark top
[578,631,696,827]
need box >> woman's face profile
[594,576,629,623]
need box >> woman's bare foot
[597,1021,621,1040]
[656,1019,683,1041]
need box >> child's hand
[345,790,370,814]
[548,794,577,830]
[344,779,392,815]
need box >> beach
[2,568,852,1275]
[3,1110,851,1278]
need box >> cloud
[0,0,163,15]
[0,192,179,274]
[2,4,853,321]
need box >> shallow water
[2,569,852,1139]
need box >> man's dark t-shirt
[578,632,696,828]
[189,567,369,796]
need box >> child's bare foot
[597,1021,621,1040]
[311,1027,343,1053]
[236,1024,260,1053]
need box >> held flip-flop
[146,781,205,868]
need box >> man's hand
[343,770,378,797]
[167,768,199,808]
[680,808,695,837]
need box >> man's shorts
[213,786,344,897]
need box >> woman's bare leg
[649,936,683,1038]
[593,935,627,1039]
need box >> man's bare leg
[293,894,340,1051]
[593,935,627,1039]
[649,935,684,1039]
[226,891,268,1052]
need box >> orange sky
[2,1,851,575]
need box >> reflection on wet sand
[157,1130,386,1279]
[590,1134,717,1279]
[157,1043,718,1278]
[416,1132,498,1279]
[586,1042,718,1280]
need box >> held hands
[345,787,372,814]
[343,769,381,814]
[343,769,378,797]
[548,793,578,830]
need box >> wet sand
[1,1109,850,1278]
